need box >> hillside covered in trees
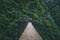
[0,0,60,40]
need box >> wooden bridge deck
[18,22,43,40]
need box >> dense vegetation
[0,0,60,40]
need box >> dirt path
[18,22,43,40]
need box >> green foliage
[0,0,60,40]
[46,0,60,27]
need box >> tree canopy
[0,0,60,40]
